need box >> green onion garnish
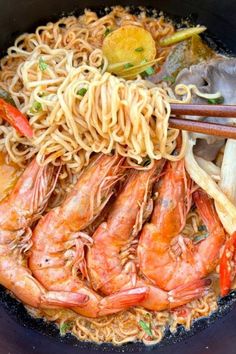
[38,92,46,98]
[135,46,144,52]
[124,63,134,69]
[162,75,175,84]
[39,57,48,72]
[139,320,153,337]
[207,96,224,105]
[141,59,147,64]
[145,66,155,76]
[30,101,42,114]
[104,28,112,37]
[77,88,88,96]
[59,322,73,336]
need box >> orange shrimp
[220,231,236,297]
[87,160,210,311]
[29,154,148,317]
[0,159,88,308]
[87,160,164,293]
[138,161,226,291]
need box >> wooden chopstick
[169,117,236,139]
[169,103,236,138]
[170,103,236,118]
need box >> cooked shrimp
[29,154,148,317]
[0,159,88,308]
[220,231,236,296]
[87,160,164,293]
[87,160,210,311]
[138,161,226,291]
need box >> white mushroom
[215,138,236,227]
[176,58,236,161]
[185,135,236,235]
[195,156,220,181]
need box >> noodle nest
[0,6,182,178]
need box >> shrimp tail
[41,291,89,308]
[168,278,211,308]
[0,261,89,309]
[193,189,218,230]
[220,231,236,297]
[98,287,149,316]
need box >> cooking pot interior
[0,1,236,353]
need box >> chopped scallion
[30,101,42,114]
[162,75,175,84]
[207,96,224,105]
[135,46,144,52]
[39,57,48,72]
[141,59,147,64]
[77,88,88,96]
[124,63,134,69]
[145,66,155,76]
[38,91,47,98]
[59,322,73,336]
[104,28,112,37]
[139,320,153,337]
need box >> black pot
[0,1,236,354]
